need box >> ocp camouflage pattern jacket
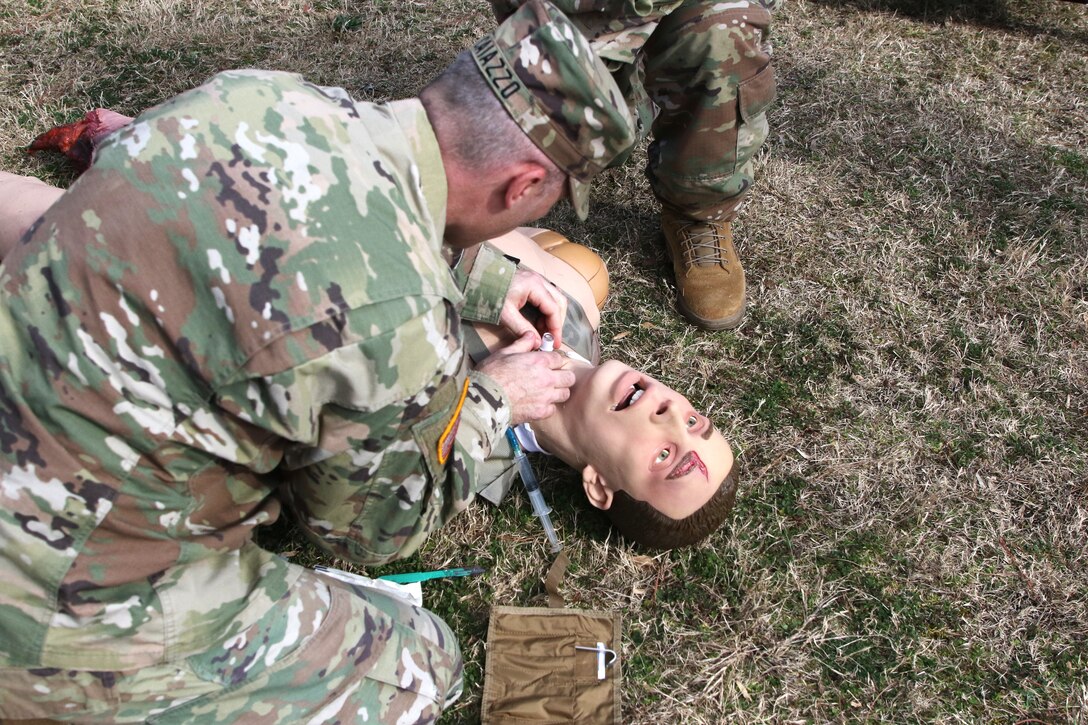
[0,70,515,671]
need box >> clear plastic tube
[506,428,562,553]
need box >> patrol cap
[470,0,635,220]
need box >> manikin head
[533,360,739,549]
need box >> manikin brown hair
[603,471,738,550]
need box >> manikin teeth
[616,383,643,411]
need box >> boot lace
[676,220,728,267]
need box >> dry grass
[2,0,1086,722]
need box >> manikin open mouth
[614,382,644,411]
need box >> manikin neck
[525,359,596,468]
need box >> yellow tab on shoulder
[437,377,471,465]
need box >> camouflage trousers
[618,0,779,222]
[0,567,462,724]
[490,0,779,221]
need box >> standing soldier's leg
[643,0,777,329]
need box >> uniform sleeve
[280,370,510,566]
[215,300,511,566]
[458,242,517,325]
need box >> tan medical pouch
[481,604,622,724]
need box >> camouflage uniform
[0,1,635,718]
[490,0,778,222]
[0,68,505,722]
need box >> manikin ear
[502,162,551,211]
[581,464,615,511]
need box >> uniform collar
[387,98,448,236]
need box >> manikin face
[560,360,735,520]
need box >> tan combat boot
[661,211,747,330]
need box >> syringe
[506,428,562,553]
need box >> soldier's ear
[581,464,614,511]
[502,161,551,210]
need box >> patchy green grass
[3,0,1087,723]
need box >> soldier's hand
[500,267,567,349]
[476,331,574,424]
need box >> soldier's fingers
[545,351,569,369]
[543,289,567,348]
[493,329,539,357]
[511,329,540,353]
[553,369,576,389]
[499,310,540,348]
[524,283,567,347]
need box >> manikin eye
[687,415,698,428]
[656,448,671,463]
